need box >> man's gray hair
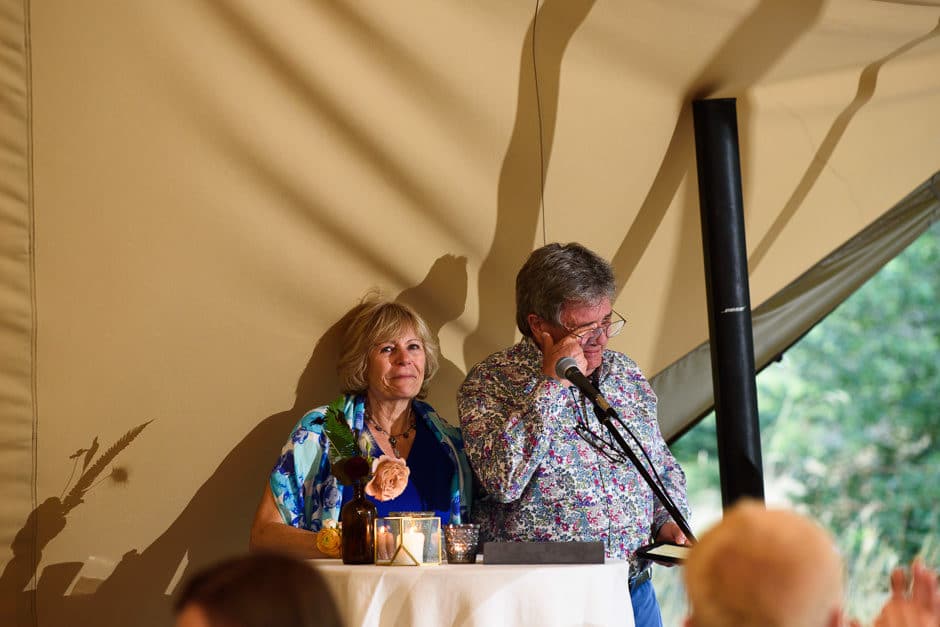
[515,242,616,337]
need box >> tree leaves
[674,222,940,563]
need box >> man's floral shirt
[458,338,689,562]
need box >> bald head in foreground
[684,500,845,627]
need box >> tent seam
[24,0,40,622]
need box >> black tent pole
[691,98,765,506]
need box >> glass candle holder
[443,524,480,564]
[374,514,441,566]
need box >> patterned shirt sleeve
[458,352,570,502]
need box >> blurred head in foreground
[174,552,343,627]
[684,500,844,627]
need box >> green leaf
[323,398,359,464]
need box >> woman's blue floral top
[270,393,472,531]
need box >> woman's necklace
[366,404,416,458]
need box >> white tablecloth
[310,558,634,627]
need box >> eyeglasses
[573,400,657,472]
[564,309,627,344]
[574,416,630,464]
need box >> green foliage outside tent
[657,220,940,624]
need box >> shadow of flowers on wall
[0,421,152,626]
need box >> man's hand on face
[538,331,588,387]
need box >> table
[310,558,634,627]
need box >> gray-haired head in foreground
[515,242,616,337]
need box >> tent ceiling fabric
[653,172,940,441]
[2,1,939,623]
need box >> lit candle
[386,525,397,559]
[377,526,390,561]
[402,525,426,565]
[430,530,441,563]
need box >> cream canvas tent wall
[2,1,939,625]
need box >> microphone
[555,357,614,415]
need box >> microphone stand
[592,403,697,544]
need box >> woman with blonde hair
[250,298,471,558]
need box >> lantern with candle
[374,512,441,566]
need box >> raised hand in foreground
[865,559,940,627]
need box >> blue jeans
[630,579,664,627]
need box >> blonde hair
[336,298,439,399]
[684,500,844,627]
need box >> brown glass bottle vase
[341,480,377,564]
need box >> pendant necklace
[366,404,416,458]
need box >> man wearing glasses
[458,242,690,627]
